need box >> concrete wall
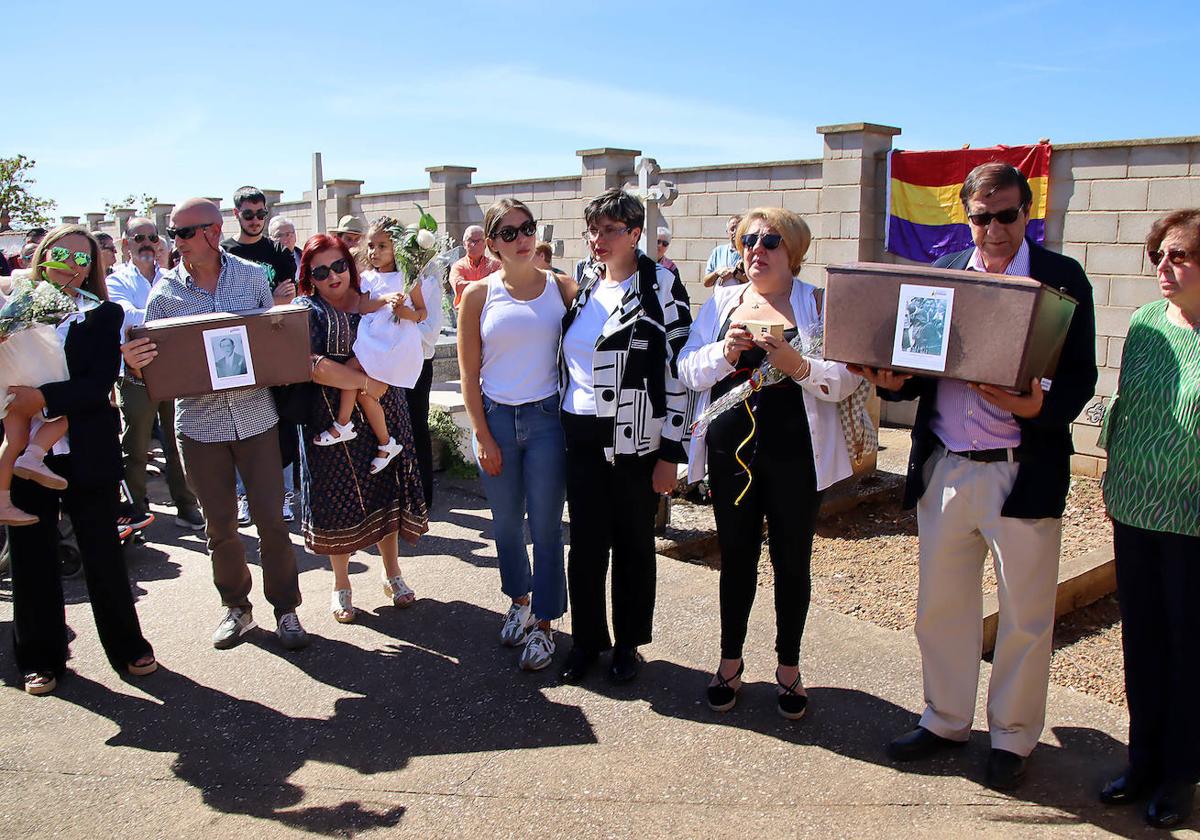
[61,123,1200,477]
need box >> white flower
[416,228,436,249]
[32,282,67,306]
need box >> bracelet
[790,358,808,380]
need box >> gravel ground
[664,439,1126,708]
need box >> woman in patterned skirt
[296,234,428,623]
[1098,209,1200,829]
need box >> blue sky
[7,0,1192,218]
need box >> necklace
[747,288,788,311]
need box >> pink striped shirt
[929,241,1030,451]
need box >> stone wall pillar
[60,216,80,225]
[813,122,901,269]
[150,203,175,232]
[112,208,135,235]
[577,148,640,201]
[84,212,106,231]
[321,179,365,231]
[425,166,476,244]
[261,189,284,208]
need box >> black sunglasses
[310,258,349,281]
[492,220,537,243]
[129,233,160,244]
[967,206,1024,227]
[657,239,669,247]
[166,223,211,240]
[240,209,269,221]
[741,233,783,250]
[1148,247,1193,267]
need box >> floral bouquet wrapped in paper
[0,274,77,418]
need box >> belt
[947,447,1022,463]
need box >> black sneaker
[174,507,206,530]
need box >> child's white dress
[353,270,424,389]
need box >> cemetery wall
[64,123,1200,477]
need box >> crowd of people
[1,164,1196,829]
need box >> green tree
[104,193,158,219]
[0,154,56,231]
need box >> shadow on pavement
[53,597,597,836]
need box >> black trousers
[707,436,822,668]
[562,411,658,652]
[1113,520,1200,786]
[405,358,434,507]
[10,456,152,676]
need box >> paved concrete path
[0,480,1177,838]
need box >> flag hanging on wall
[884,143,1051,264]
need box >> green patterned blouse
[1101,299,1200,537]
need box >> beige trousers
[915,448,1062,757]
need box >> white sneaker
[282,494,295,523]
[236,496,251,526]
[212,606,256,649]
[519,627,555,671]
[499,601,533,646]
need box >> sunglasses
[167,223,211,240]
[492,220,537,243]
[1148,247,1193,267]
[240,209,269,221]
[657,240,669,247]
[967,206,1024,227]
[129,233,160,244]
[740,233,783,250]
[48,246,92,267]
[310,258,349,281]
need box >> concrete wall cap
[817,122,902,136]
[1054,135,1200,151]
[424,166,477,174]
[575,147,642,157]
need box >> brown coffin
[822,262,1077,390]
[129,304,312,401]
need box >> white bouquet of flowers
[0,275,76,418]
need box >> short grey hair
[464,224,485,239]
[657,226,671,242]
[269,216,296,237]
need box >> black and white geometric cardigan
[559,253,695,463]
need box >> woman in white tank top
[458,199,578,672]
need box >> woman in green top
[1098,209,1200,830]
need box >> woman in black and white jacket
[557,188,692,685]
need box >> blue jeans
[474,394,567,621]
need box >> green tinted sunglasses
[48,246,92,268]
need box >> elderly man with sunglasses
[855,163,1096,791]
[122,197,308,651]
[108,217,203,532]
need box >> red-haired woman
[296,235,428,623]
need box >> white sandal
[331,588,355,623]
[314,420,356,447]
[383,574,415,608]
[369,438,404,474]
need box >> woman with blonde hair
[6,225,156,695]
[679,207,862,719]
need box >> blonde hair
[735,207,812,276]
[31,224,109,300]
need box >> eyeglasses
[582,225,632,241]
[48,246,92,267]
[1148,247,1193,267]
[167,223,211,240]
[129,233,160,244]
[657,240,669,247]
[740,233,783,251]
[239,209,269,221]
[310,258,349,281]
[492,220,537,243]
[967,206,1024,227]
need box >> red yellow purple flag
[885,143,1051,263]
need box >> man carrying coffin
[122,198,309,651]
[855,163,1096,790]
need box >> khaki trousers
[179,427,300,619]
[915,448,1062,757]
[117,377,196,512]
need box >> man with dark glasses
[220,185,297,306]
[127,197,308,652]
[109,217,203,533]
[860,163,1096,791]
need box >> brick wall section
[65,127,1200,477]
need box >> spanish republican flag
[884,143,1051,264]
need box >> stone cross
[624,158,678,257]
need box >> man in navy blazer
[856,163,1096,790]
